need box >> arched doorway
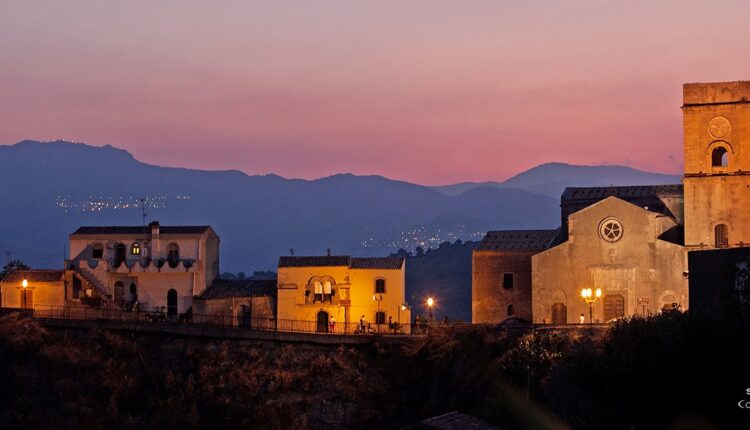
[316,310,329,333]
[239,304,251,328]
[167,289,177,318]
[604,294,625,321]
[551,303,567,324]
[114,281,125,305]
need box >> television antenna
[140,198,148,226]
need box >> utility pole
[140,198,148,226]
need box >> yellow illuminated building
[276,255,410,333]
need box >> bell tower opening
[682,81,750,249]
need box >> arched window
[507,304,516,316]
[375,279,386,294]
[167,289,177,317]
[167,243,180,268]
[92,243,104,259]
[167,243,179,260]
[375,311,386,325]
[715,224,729,248]
[712,147,729,168]
[131,242,141,255]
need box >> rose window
[599,218,623,242]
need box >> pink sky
[2,1,750,185]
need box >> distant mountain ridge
[433,162,681,198]
[0,140,678,276]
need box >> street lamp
[21,279,29,309]
[581,288,602,324]
[398,303,409,333]
[426,297,435,322]
[372,294,383,333]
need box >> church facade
[473,80,750,324]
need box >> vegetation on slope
[0,308,746,429]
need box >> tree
[415,247,424,257]
[1,259,29,279]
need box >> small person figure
[442,316,449,326]
[359,315,366,334]
[329,315,336,333]
[579,313,585,324]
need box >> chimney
[326,248,331,257]
[149,221,160,256]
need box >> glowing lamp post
[581,288,602,324]
[426,297,435,323]
[21,279,29,309]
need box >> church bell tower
[683,81,750,249]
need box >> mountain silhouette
[433,162,680,198]
[0,140,566,272]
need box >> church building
[473,80,750,324]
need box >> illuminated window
[375,279,386,294]
[715,224,729,248]
[503,273,514,290]
[712,147,728,168]
[92,243,104,259]
[131,242,141,255]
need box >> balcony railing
[23,305,417,335]
[69,258,201,273]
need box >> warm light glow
[427,297,434,307]
[401,305,407,311]
[595,288,602,298]
[22,279,28,288]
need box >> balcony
[69,257,201,274]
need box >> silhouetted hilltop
[433,162,680,198]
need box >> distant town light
[427,297,434,307]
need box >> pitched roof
[477,230,559,251]
[71,226,211,236]
[278,256,351,268]
[198,279,277,299]
[1,270,65,283]
[278,256,405,270]
[350,257,404,270]
[561,184,683,202]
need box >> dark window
[167,243,180,268]
[114,243,126,265]
[507,304,515,316]
[92,243,104,259]
[715,224,729,248]
[167,243,179,259]
[712,147,728,167]
[503,273,514,290]
[375,311,386,325]
[375,279,386,294]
